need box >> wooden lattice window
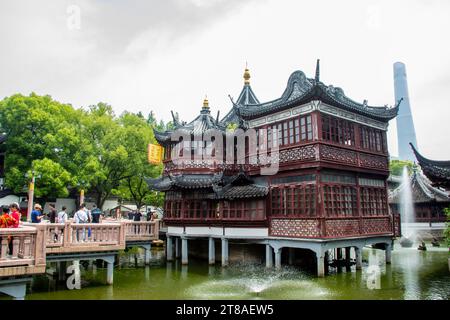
[270,183,316,217]
[321,114,355,146]
[323,185,357,217]
[359,187,387,216]
[359,126,387,153]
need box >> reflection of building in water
[149,61,400,276]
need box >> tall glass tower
[394,62,418,161]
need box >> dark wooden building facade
[148,61,400,274]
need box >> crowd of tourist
[0,202,160,227]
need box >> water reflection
[1,242,447,300]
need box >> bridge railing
[23,221,126,254]
[0,226,46,277]
[122,220,160,241]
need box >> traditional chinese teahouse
[148,60,401,276]
[389,168,449,225]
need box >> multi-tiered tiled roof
[233,60,399,121]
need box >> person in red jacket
[9,202,21,228]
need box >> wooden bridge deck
[0,220,160,278]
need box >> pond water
[4,241,450,300]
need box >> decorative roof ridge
[237,64,399,121]
[414,170,449,199]
[235,83,260,106]
[410,143,450,167]
[390,170,449,202]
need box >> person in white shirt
[74,204,88,223]
[74,204,89,241]
[57,206,68,223]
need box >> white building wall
[184,227,224,236]
[224,228,268,237]
[102,199,119,212]
[0,195,20,207]
[167,226,268,238]
[167,226,185,235]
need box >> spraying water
[400,166,416,241]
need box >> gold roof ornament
[203,96,209,109]
[243,67,251,85]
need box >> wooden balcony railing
[0,226,46,277]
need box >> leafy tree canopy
[389,159,415,177]
[0,93,167,209]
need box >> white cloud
[1,0,449,159]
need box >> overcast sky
[1,0,449,159]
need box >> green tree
[389,160,415,176]
[0,94,167,209]
[30,158,73,199]
[444,207,450,248]
[112,112,163,210]
[0,93,82,197]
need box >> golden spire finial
[203,95,209,109]
[243,62,251,84]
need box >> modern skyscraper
[394,62,418,162]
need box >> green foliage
[444,207,450,248]
[0,93,168,207]
[389,160,415,176]
[30,158,73,198]
[226,122,238,131]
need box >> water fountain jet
[399,166,416,247]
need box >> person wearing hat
[31,203,44,223]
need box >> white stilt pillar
[166,236,173,261]
[181,237,188,265]
[288,247,295,265]
[275,248,282,269]
[106,261,114,285]
[266,244,273,268]
[345,247,351,271]
[175,237,181,259]
[208,237,215,265]
[144,245,151,265]
[221,238,229,267]
[385,243,392,264]
[355,247,362,270]
[316,252,325,277]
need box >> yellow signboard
[148,144,164,164]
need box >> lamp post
[79,189,85,207]
[26,175,35,222]
[25,171,41,222]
